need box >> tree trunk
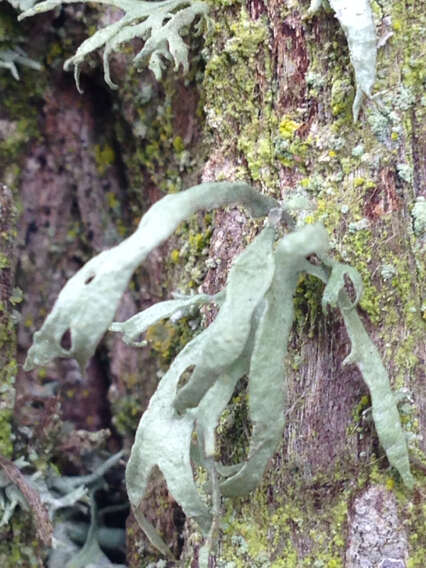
[0,0,424,566]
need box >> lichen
[307,0,377,122]
[276,116,312,171]
[0,46,41,80]
[19,0,209,91]
[412,197,426,238]
[171,212,214,289]
[23,183,415,565]
[4,0,423,565]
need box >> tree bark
[0,0,424,566]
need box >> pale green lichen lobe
[0,47,41,80]
[24,183,277,372]
[308,0,377,121]
[412,197,426,237]
[24,184,414,560]
[18,0,209,91]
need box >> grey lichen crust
[308,0,377,121]
[18,0,209,91]
[24,183,414,562]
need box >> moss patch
[218,476,350,567]
[203,5,280,191]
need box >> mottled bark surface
[0,183,17,458]
[0,0,424,567]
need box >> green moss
[111,394,143,437]
[203,6,279,189]
[0,407,13,457]
[170,248,180,263]
[0,510,44,567]
[93,143,116,175]
[146,320,178,362]
[406,502,426,567]
[106,190,119,210]
[294,273,324,336]
[0,53,45,188]
[114,50,206,204]
[0,253,9,269]
[219,475,349,566]
[352,394,371,421]
[45,41,64,65]
[275,115,312,170]
[173,135,185,153]
[146,315,196,367]
[330,77,353,120]
[216,387,250,465]
[343,229,381,322]
[353,177,366,188]
[0,291,17,460]
[170,212,214,289]
[279,118,301,140]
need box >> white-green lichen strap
[19,0,209,92]
[320,262,363,311]
[220,291,292,495]
[195,353,250,463]
[0,47,42,80]
[191,301,264,471]
[65,489,114,568]
[321,263,414,488]
[339,295,414,488]
[125,332,212,559]
[50,450,124,493]
[127,226,277,554]
[24,182,278,372]
[6,0,38,11]
[110,292,222,346]
[221,223,330,496]
[173,224,277,413]
[308,0,377,122]
[103,1,209,87]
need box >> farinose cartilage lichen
[18,0,209,91]
[12,0,378,123]
[0,451,125,565]
[0,47,41,80]
[23,182,276,372]
[24,182,414,563]
[308,0,377,121]
[6,0,37,10]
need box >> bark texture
[0,0,424,566]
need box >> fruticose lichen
[6,0,37,10]
[308,0,377,121]
[18,0,209,91]
[24,182,414,564]
[412,196,426,238]
[0,46,41,79]
[0,450,125,567]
